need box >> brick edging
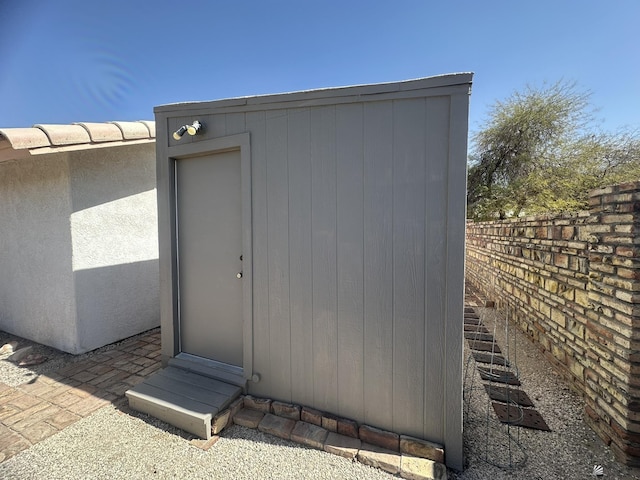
[214,395,448,479]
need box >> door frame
[160,133,253,380]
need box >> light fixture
[187,120,202,136]
[172,125,188,140]
[172,121,203,141]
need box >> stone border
[213,395,447,480]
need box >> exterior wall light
[172,125,188,140]
[187,120,202,136]
[172,121,204,140]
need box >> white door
[175,150,243,367]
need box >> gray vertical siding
[287,108,314,407]
[310,105,339,412]
[424,96,450,441]
[156,75,471,470]
[247,97,459,436]
[336,103,365,422]
[265,110,291,398]
[393,98,428,435]
[363,101,395,430]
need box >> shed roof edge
[154,73,473,114]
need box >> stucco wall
[68,144,159,352]
[0,143,159,354]
[0,154,78,352]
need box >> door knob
[236,272,243,279]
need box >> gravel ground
[453,306,640,480]
[3,307,640,479]
[0,406,396,480]
[0,331,76,387]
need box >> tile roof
[0,121,155,162]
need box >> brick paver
[15,379,55,397]
[3,402,51,426]
[6,393,42,410]
[70,370,99,383]
[67,383,99,398]
[87,369,122,386]
[49,390,84,409]
[38,384,78,402]
[0,328,161,463]
[45,409,81,430]
[11,405,61,432]
[0,383,13,398]
[66,395,110,416]
[19,422,59,444]
[0,405,21,422]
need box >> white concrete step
[125,366,242,439]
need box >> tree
[467,81,640,220]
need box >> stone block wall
[465,181,640,466]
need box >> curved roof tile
[0,121,155,161]
[138,120,156,138]
[109,121,151,140]
[34,124,91,146]
[74,122,124,142]
[0,127,51,150]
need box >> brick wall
[465,181,640,466]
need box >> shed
[139,74,471,469]
[0,121,159,354]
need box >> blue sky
[1,0,638,137]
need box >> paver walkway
[0,329,161,462]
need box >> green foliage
[467,81,640,220]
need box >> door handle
[236,272,243,279]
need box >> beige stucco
[0,142,159,354]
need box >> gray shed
[129,74,471,470]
